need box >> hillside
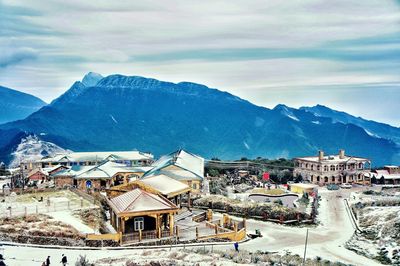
[301,105,400,145]
[0,85,46,124]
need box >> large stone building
[293,150,371,185]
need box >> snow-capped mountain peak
[9,135,70,167]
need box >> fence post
[119,232,123,245]
[243,218,247,230]
[196,227,199,240]
[207,209,213,221]
[234,222,238,233]
[36,205,38,214]
[24,206,27,217]
[175,226,179,239]
[280,214,284,224]
[214,225,218,234]
[139,229,142,242]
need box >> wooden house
[106,188,178,237]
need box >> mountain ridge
[0,73,398,166]
[0,85,46,124]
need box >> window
[134,217,144,231]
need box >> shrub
[75,255,94,266]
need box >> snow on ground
[48,210,97,234]
[0,188,385,266]
[346,188,400,264]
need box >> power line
[205,159,295,170]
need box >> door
[134,217,144,231]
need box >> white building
[293,150,371,185]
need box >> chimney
[339,149,345,159]
[318,150,324,161]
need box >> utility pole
[302,228,309,266]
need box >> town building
[27,165,68,183]
[142,149,204,193]
[21,151,154,177]
[53,160,151,190]
[365,166,400,185]
[293,150,371,185]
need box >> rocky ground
[347,188,400,265]
[90,248,347,266]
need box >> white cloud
[0,0,399,125]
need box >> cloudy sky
[1,0,399,125]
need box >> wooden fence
[87,233,121,242]
[197,228,246,242]
[192,211,207,222]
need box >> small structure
[294,149,371,185]
[289,183,318,194]
[27,165,68,182]
[143,149,204,193]
[107,174,191,207]
[27,169,49,182]
[106,188,178,237]
[366,166,400,185]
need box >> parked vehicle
[340,183,352,189]
[327,184,340,190]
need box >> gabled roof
[40,151,153,163]
[107,188,177,215]
[366,170,400,180]
[28,168,49,178]
[54,160,143,179]
[144,149,204,180]
[140,174,191,197]
[295,154,369,163]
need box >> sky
[0,0,399,126]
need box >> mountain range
[0,85,46,124]
[0,72,399,166]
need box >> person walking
[0,254,6,266]
[46,255,51,266]
[234,241,239,252]
[61,254,67,266]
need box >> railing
[0,201,98,218]
[142,230,157,240]
[161,229,171,238]
[120,229,172,244]
[192,211,207,222]
[122,232,140,243]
